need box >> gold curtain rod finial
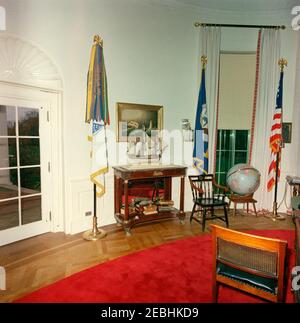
[195,22,206,27]
[93,35,103,45]
[201,55,207,68]
[278,58,287,71]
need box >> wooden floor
[0,211,295,303]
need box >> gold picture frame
[282,122,292,144]
[116,102,163,142]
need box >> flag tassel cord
[270,58,287,221]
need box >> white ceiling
[170,0,299,12]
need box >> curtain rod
[194,22,286,30]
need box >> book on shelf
[157,206,176,212]
[133,197,152,206]
[156,199,174,206]
[135,203,157,214]
[120,206,135,215]
[143,210,158,216]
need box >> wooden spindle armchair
[188,174,229,231]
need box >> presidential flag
[193,57,208,174]
[267,70,283,192]
[86,36,110,197]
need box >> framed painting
[282,122,292,144]
[116,102,163,142]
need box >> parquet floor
[0,211,295,303]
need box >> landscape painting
[116,102,163,142]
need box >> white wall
[0,0,298,233]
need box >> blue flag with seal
[193,56,208,174]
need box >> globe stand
[229,193,258,217]
[226,164,261,216]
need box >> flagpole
[272,151,280,216]
[83,184,107,240]
[271,58,287,221]
[83,35,108,241]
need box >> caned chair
[211,224,288,303]
[189,174,229,231]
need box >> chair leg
[253,202,257,217]
[190,203,196,222]
[202,209,206,232]
[224,205,229,228]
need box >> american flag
[267,71,283,192]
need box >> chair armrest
[212,180,229,193]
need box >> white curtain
[251,29,281,211]
[198,26,221,174]
[291,33,300,175]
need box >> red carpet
[16,230,295,303]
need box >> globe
[226,164,261,196]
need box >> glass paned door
[0,104,50,243]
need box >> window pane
[0,138,17,168]
[215,172,221,185]
[0,105,16,136]
[216,129,250,187]
[19,138,40,166]
[228,130,236,151]
[218,174,227,187]
[21,196,41,225]
[20,167,40,196]
[235,151,248,164]
[235,130,249,150]
[0,199,19,230]
[18,107,39,136]
[220,151,230,172]
[218,130,231,150]
[216,151,220,171]
[0,169,18,200]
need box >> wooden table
[113,164,187,235]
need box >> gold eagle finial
[278,58,287,72]
[201,55,207,69]
[93,35,103,46]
